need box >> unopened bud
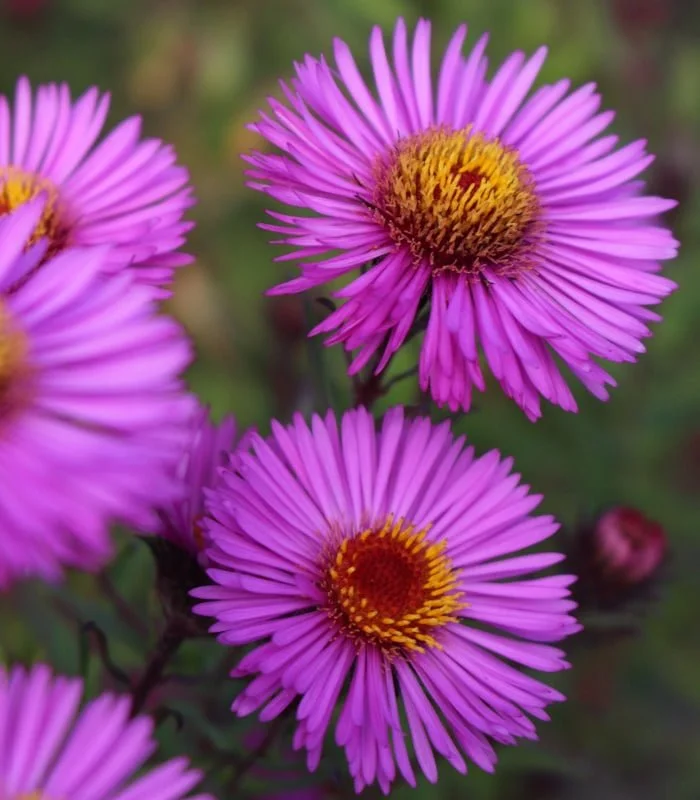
[3,0,47,22]
[610,0,671,36]
[594,507,666,584]
[570,506,667,611]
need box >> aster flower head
[0,663,213,799]
[0,77,194,294]
[247,18,678,420]
[0,199,194,589]
[193,406,580,793]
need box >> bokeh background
[1,0,699,798]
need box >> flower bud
[570,506,667,611]
[610,0,671,36]
[594,507,666,584]
[4,0,47,20]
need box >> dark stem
[350,309,428,409]
[130,620,185,717]
[97,572,149,638]
[352,369,386,409]
[382,365,419,392]
[153,705,185,732]
[352,335,395,409]
[79,621,131,686]
[227,710,291,792]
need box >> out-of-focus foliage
[1,0,699,798]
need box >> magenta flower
[0,77,193,294]
[246,18,678,419]
[0,200,193,589]
[193,407,579,793]
[150,404,239,558]
[0,663,213,799]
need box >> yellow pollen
[320,516,465,654]
[0,299,28,419]
[371,126,541,278]
[0,167,70,261]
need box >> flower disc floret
[372,126,540,276]
[321,516,464,653]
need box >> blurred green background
[1,0,699,797]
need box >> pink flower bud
[594,507,667,585]
[4,0,48,22]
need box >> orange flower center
[321,516,464,653]
[0,167,70,260]
[372,126,541,277]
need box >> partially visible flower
[0,77,193,294]
[150,404,239,557]
[193,406,579,793]
[571,506,667,611]
[0,663,213,799]
[246,18,678,420]
[0,200,194,589]
[140,406,242,635]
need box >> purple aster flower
[0,662,213,799]
[193,406,580,793]
[246,18,678,419]
[150,404,239,558]
[0,200,193,589]
[0,77,193,295]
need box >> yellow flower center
[321,516,464,653]
[372,126,541,277]
[0,299,29,420]
[0,167,70,260]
